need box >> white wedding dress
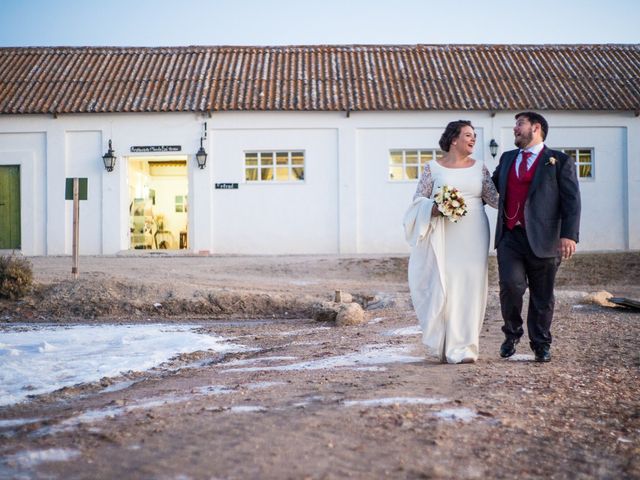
[405,160,498,363]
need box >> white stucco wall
[0,110,638,256]
[210,127,339,254]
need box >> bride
[404,120,499,364]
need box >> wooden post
[72,177,79,279]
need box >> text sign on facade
[215,183,239,190]
[65,178,88,200]
[130,145,182,153]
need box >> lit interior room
[128,156,188,250]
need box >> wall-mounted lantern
[489,139,499,158]
[102,140,116,172]
[195,137,207,169]
[195,122,207,169]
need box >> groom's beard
[514,130,533,149]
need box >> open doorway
[128,156,188,250]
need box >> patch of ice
[507,354,536,362]
[434,408,477,422]
[3,448,80,467]
[275,327,332,337]
[64,407,123,425]
[383,325,421,336]
[368,317,386,324]
[224,356,298,367]
[0,417,45,429]
[0,347,22,356]
[229,405,266,413]
[222,344,422,373]
[343,397,449,407]
[39,387,236,436]
[0,324,248,406]
[352,366,387,372]
[293,395,324,408]
[101,380,138,394]
[192,386,234,396]
[38,341,58,353]
[244,381,287,390]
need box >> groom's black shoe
[534,345,551,363]
[499,337,519,358]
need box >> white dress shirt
[515,142,545,178]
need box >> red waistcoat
[505,152,541,230]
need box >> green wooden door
[0,166,21,249]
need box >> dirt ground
[0,252,639,479]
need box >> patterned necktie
[518,151,532,178]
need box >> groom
[492,112,581,362]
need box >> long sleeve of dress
[481,164,499,208]
[413,164,433,200]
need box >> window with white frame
[245,151,305,182]
[389,149,443,181]
[557,148,594,179]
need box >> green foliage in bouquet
[0,255,33,299]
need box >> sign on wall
[65,178,88,200]
[215,183,239,189]
[130,145,181,153]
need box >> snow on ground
[0,324,248,406]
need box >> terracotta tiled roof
[0,44,638,114]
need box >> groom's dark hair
[439,120,474,152]
[515,111,549,140]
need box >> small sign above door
[130,145,182,153]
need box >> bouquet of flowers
[433,184,468,223]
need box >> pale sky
[0,0,638,47]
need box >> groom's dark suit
[492,146,581,349]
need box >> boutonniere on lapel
[546,156,557,166]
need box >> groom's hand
[559,238,576,260]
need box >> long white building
[0,45,638,255]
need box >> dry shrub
[0,255,33,299]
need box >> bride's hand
[431,203,440,217]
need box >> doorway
[128,156,188,250]
[0,165,21,249]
